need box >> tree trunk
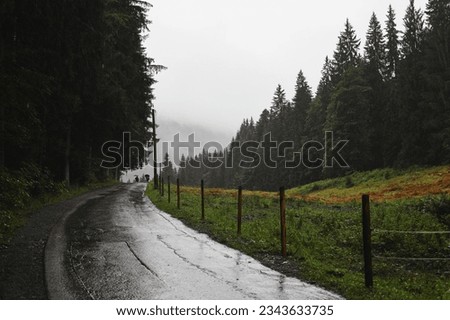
[0,103,5,168]
[152,109,159,189]
[64,125,71,186]
[88,145,92,173]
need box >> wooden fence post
[152,109,158,190]
[280,187,287,257]
[177,178,180,209]
[237,186,243,235]
[159,164,162,193]
[168,176,171,203]
[362,194,373,288]
[201,179,205,220]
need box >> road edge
[44,185,122,300]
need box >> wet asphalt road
[47,183,341,300]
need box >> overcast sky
[145,0,428,137]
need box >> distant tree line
[177,0,450,191]
[0,0,160,187]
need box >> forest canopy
[0,0,159,187]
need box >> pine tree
[306,57,333,141]
[332,19,361,82]
[425,0,450,77]
[178,154,187,183]
[385,5,400,79]
[292,70,312,142]
[395,0,427,166]
[365,12,386,78]
[256,109,270,140]
[402,0,425,57]
[269,84,290,145]
[270,85,288,118]
[364,13,388,168]
[302,57,333,183]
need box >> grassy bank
[146,166,450,299]
[289,165,450,203]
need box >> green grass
[0,180,119,244]
[147,168,450,300]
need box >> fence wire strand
[373,229,450,235]
[374,255,450,262]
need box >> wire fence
[364,197,450,287]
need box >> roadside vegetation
[147,166,450,299]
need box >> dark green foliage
[292,70,313,141]
[161,153,177,182]
[0,169,32,213]
[269,84,289,120]
[385,5,400,79]
[326,66,372,172]
[332,19,361,83]
[402,0,425,57]
[363,13,388,169]
[396,0,428,166]
[365,13,386,78]
[0,0,158,184]
[0,165,67,242]
[422,0,450,163]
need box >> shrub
[345,176,355,188]
[0,169,31,211]
[19,162,66,197]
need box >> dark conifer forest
[177,0,450,191]
[0,0,159,189]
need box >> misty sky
[145,0,428,137]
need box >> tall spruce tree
[364,12,387,168]
[270,85,288,118]
[396,0,427,165]
[402,0,425,57]
[292,70,312,144]
[385,5,400,79]
[382,5,402,165]
[365,12,386,78]
[306,57,333,142]
[301,57,334,182]
[332,19,361,83]
[269,84,290,145]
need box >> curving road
[45,183,341,300]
